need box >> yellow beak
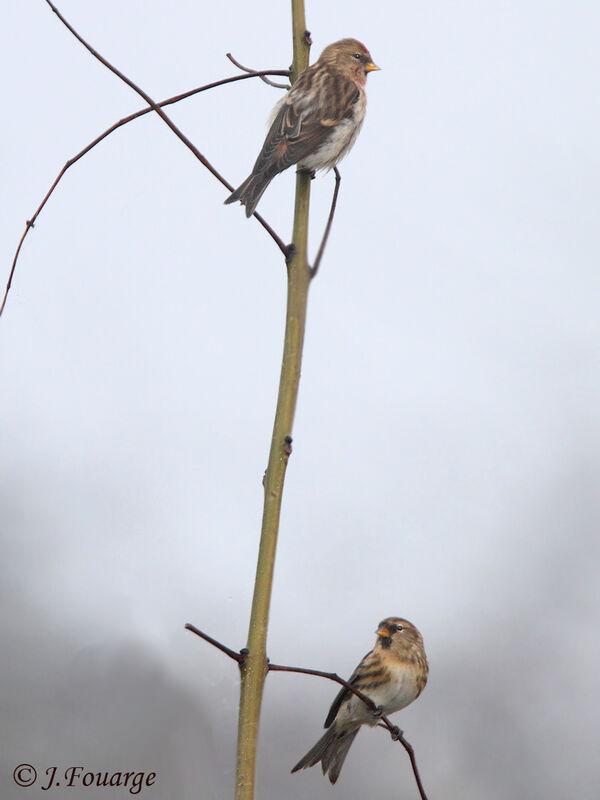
[376,627,390,638]
[365,62,381,73]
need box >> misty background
[2,1,599,798]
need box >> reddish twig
[185,623,246,664]
[0,3,292,318]
[267,662,378,713]
[44,0,219,179]
[0,69,292,318]
[185,623,429,799]
[45,1,288,243]
[376,722,429,800]
[270,661,429,800]
[227,52,290,90]
[310,166,342,279]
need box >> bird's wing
[324,648,378,728]
[250,70,360,178]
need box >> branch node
[297,166,315,180]
[285,244,296,265]
[184,622,243,663]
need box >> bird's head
[375,617,424,656]
[319,38,380,82]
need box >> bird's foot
[372,705,384,718]
[297,167,316,180]
[389,725,404,741]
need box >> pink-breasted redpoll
[225,38,379,217]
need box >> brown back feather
[249,61,360,181]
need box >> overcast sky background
[2,2,599,799]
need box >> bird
[291,617,428,784]
[224,38,380,217]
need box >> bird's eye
[395,624,404,631]
[353,53,362,60]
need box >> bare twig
[44,0,214,173]
[227,52,290,89]
[377,722,429,800]
[0,2,294,319]
[270,661,429,800]
[310,166,342,279]
[267,662,378,713]
[0,69,292,319]
[184,623,245,663]
[45,1,288,240]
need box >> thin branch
[269,660,429,800]
[267,662,378,713]
[0,69,291,319]
[377,723,429,800]
[227,52,290,90]
[310,166,342,279]
[184,623,245,663]
[45,1,288,238]
[1,1,294,320]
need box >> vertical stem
[233,3,310,800]
[291,1,309,83]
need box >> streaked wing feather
[323,649,377,728]
[250,67,360,179]
[324,684,351,729]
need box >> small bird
[225,38,380,217]
[291,617,428,784]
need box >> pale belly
[336,671,420,728]
[299,96,367,172]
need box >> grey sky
[2,2,599,798]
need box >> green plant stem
[233,4,310,799]
[291,1,309,84]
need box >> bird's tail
[291,725,359,785]
[224,171,274,218]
